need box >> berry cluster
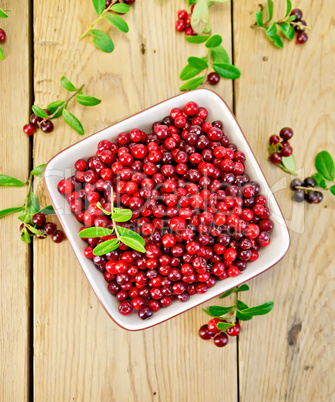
[175,6,196,37]
[269,127,294,165]
[199,318,240,347]
[23,109,53,136]
[20,212,65,243]
[291,177,323,204]
[58,101,273,320]
[290,8,309,45]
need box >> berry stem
[295,185,326,192]
[79,2,116,40]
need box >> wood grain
[233,1,335,401]
[33,1,236,401]
[0,1,31,400]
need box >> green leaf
[277,22,295,40]
[255,11,263,27]
[39,205,55,215]
[180,64,202,81]
[187,0,196,4]
[62,109,84,135]
[91,29,115,53]
[219,288,234,299]
[203,305,234,317]
[285,0,292,17]
[27,192,40,215]
[60,76,76,92]
[237,300,249,310]
[26,224,45,236]
[31,164,46,177]
[75,94,101,107]
[187,56,208,70]
[93,238,120,256]
[312,173,327,189]
[236,310,252,321]
[191,0,209,34]
[287,15,296,22]
[0,175,25,187]
[111,208,132,222]
[0,8,8,18]
[0,206,24,219]
[212,63,241,80]
[281,154,296,173]
[236,284,250,293]
[32,105,49,119]
[216,322,235,331]
[211,45,230,64]
[330,185,335,196]
[21,227,31,243]
[96,202,112,215]
[79,227,113,238]
[0,46,3,60]
[115,225,145,246]
[205,34,222,48]
[105,14,129,33]
[180,76,205,91]
[92,0,105,15]
[18,211,31,223]
[110,3,130,13]
[46,101,66,118]
[185,35,209,44]
[267,0,274,21]
[315,151,335,181]
[119,235,146,253]
[266,23,284,48]
[242,301,274,317]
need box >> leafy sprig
[310,151,335,196]
[180,34,240,91]
[0,164,55,243]
[252,0,310,48]
[0,7,8,60]
[80,0,130,53]
[78,188,146,255]
[31,76,101,135]
[203,284,274,330]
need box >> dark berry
[40,120,54,133]
[316,191,323,203]
[290,8,303,22]
[52,230,64,243]
[303,177,316,188]
[43,222,57,235]
[138,305,153,320]
[280,145,293,157]
[213,332,229,347]
[269,135,280,145]
[30,113,42,125]
[270,152,282,164]
[305,191,317,204]
[295,20,307,32]
[293,190,305,203]
[279,127,293,140]
[0,29,6,42]
[32,213,46,226]
[198,324,214,340]
[207,72,220,86]
[291,178,303,190]
[296,32,308,45]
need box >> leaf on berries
[216,322,235,331]
[0,8,8,18]
[0,46,3,60]
[76,94,102,107]
[287,15,296,22]
[203,305,234,317]
[105,14,129,33]
[0,175,25,187]
[236,283,250,293]
[315,150,335,181]
[47,101,66,118]
[119,235,146,253]
[31,164,46,177]
[110,3,130,13]
[26,224,45,236]
[115,226,145,246]
[93,238,120,256]
[180,64,202,81]
[237,300,249,310]
[191,0,209,34]
[91,29,115,53]
[0,206,24,219]
[60,76,77,92]
[330,185,335,196]
[277,22,295,40]
[219,288,235,298]
[236,310,252,321]
[285,0,292,17]
[111,208,132,222]
[267,0,274,21]
[211,45,230,64]
[185,35,209,44]
[38,205,55,215]
[92,0,105,15]
[205,34,222,48]
[255,10,263,27]
[79,227,113,238]
[21,227,31,243]
[179,76,205,91]
[188,56,208,69]
[266,23,284,48]
[32,105,49,119]
[62,109,84,135]
[311,173,327,189]
[96,202,112,216]
[241,301,274,316]
[212,63,241,80]
[18,211,32,223]
[27,192,40,215]
[281,154,296,173]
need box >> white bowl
[44,89,290,331]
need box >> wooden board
[33,1,236,401]
[0,1,31,400]
[234,0,335,401]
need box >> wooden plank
[233,1,335,401]
[0,1,31,400]
[33,0,237,401]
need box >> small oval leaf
[115,226,145,246]
[32,105,49,118]
[111,208,132,222]
[46,101,66,118]
[62,109,84,135]
[315,150,335,181]
[205,34,222,48]
[79,227,113,238]
[27,192,40,215]
[60,76,76,92]
[31,164,46,177]
[212,63,241,80]
[92,0,105,15]
[180,64,202,81]
[119,236,146,253]
[185,35,209,44]
[187,56,208,70]
[0,175,26,187]
[0,8,9,18]
[75,94,102,106]
[180,76,205,91]
[91,29,115,53]
[111,3,130,13]
[0,206,25,219]
[105,14,129,33]
[93,239,119,256]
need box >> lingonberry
[270,152,282,164]
[199,324,214,340]
[207,318,222,333]
[32,213,46,226]
[296,32,308,45]
[303,177,316,188]
[290,8,303,22]
[280,146,293,157]
[291,178,303,190]
[40,120,54,133]
[0,29,6,42]
[207,72,220,86]
[119,301,133,315]
[52,230,65,243]
[269,135,280,145]
[279,127,293,140]
[23,124,36,136]
[213,332,229,347]
[227,323,240,336]
[43,222,57,235]
[293,189,305,203]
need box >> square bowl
[44,89,290,331]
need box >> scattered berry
[207,72,220,86]
[23,124,36,136]
[0,29,6,42]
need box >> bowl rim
[44,88,290,331]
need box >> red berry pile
[269,127,294,165]
[23,109,54,136]
[58,101,273,320]
[199,319,240,347]
[290,8,309,45]
[175,6,196,37]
